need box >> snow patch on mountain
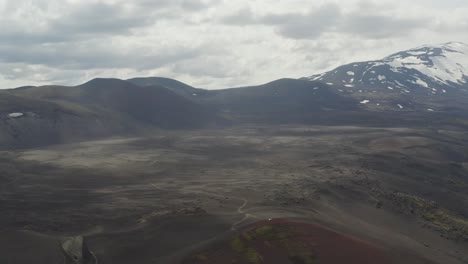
[304,42,468,90]
[8,113,24,118]
[384,42,468,86]
[378,75,386,81]
[301,42,468,112]
[414,79,429,88]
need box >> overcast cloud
[0,0,467,89]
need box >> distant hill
[127,77,210,98]
[0,79,215,148]
[76,78,213,128]
[203,78,359,124]
[0,92,114,148]
[303,42,468,113]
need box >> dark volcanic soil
[1,126,467,264]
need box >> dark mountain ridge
[0,79,215,148]
[1,42,468,148]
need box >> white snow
[309,73,326,81]
[344,84,354,88]
[395,80,405,87]
[313,87,319,90]
[360,100,370,104]
[192,93,198,96]
[397,104,404,109]
[386,42,468,86]
[427,109,434,112]
[414,79,429,88]
[407,51,427,56]
[387,86,394,90]
[303,42,468,91]
[8,113,24,118]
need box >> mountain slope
[127,78,363,124]
[303,42,468,113]
[0,92,119,148]
[0,79,216,148]
[203,78,359,123]
[9,78,214,128]
[127,77,210,98]
[76,78,213,128]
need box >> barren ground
[1,125,467,263]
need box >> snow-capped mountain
[303,42,468,112]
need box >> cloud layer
[0,0,467,89]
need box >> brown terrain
[183,218,396,264]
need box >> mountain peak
[79,78,128,87]
[382,42,467,86]
[415,41,468,50]
[440,41,468,49]
[302,42,468,112]
[304,41,468,87]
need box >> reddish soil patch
[183,218,395,264]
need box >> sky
[0,0,467,89]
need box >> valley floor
[1,125,467,264]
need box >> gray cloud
[222,3,429,40]
[0,0,221,73]
[0,0,467,89]
[0,40,213,70]
[0,0,216,45]
[221,8,259,25]
[51,3,151,36]
[340,15,428,39]
[135,0,216,10]
[265,4,342,39]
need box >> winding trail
[151,184,259,231]
[170,190,259,231]
[231,198,255,230]
[90,250,98,264]
[192,191,259,231]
